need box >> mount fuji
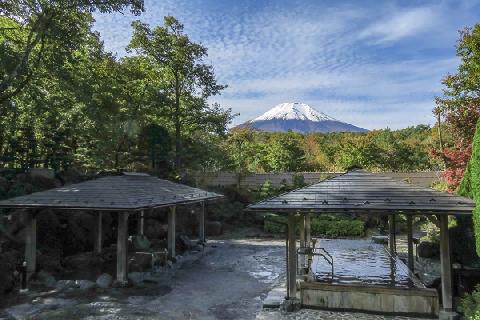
[238,102,368,133]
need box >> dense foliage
[264,214,365,237]
[435,24,480,190]
[224,126,441,173]
[459,120,480,255]
[460,285,480,320]
[0,4,232,175]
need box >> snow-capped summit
[253,102,336,122]
[238,102,368,133]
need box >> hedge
[264,214,365,237]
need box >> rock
[0,250,19,294]
[371,236,388,244]
[36,271,57,288]
[127,272,145,285]
[418,241,440,258]
[206,221,223,236]
[152,250,168,268]
[76,280,96,290]
[132,235,151,251]
[96,273,113,288]
[176,234,193,252]
[128,252,153,272]
[192,244,204,252]
[144,220,168,239]
[56,280,77,290]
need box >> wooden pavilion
[247,170,476,318]
[0,172,222,284]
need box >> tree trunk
[174,76,181,171]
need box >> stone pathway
[0,239,432,320]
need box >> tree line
[0,1,232,175]
[224,125,442,174]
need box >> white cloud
[358,6,440,44]
[92,0,478,129]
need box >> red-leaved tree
[434,25,480,191]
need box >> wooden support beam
[388,214,396,255]
[24,212,37,278]
[305,213,311,247]
[116,212,129,284]
[439,214,453,312]
[299,214,305,249]
[168,206,176,260]
[407,214,414,272]
[287,212,297,300]
[94,212,103,254]
[199,202,205,243]
[137,210,144,236]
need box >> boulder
[128,252,153,272]
[418,241,440,258]
[36,271,57,288]
[371,236,388,244]
[56,280,77,291]
[206,221,223,236]
[76,280,96,290]
[96,273,113,289]
[144,219,168,239]
[176,235,193,253]
[132,235,151,251]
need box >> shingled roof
[0,173,222,211]
[247,170,475,215]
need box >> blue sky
[93,0,480,130]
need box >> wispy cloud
[93,0,480,130]
[358,7,440,44]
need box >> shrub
[263,214,365,237]
[460,285,480,320]
[311,215,365,237]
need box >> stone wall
[194,171,442,189]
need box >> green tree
[264,133,305,172]
[0,0,143,105]
[128,16,228,171]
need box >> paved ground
[0,239,426,320]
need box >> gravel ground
[0,239,427,320]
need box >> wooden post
[299,214,306,270]
[199,202,205,243]
[116,212,129,284]
[94,212,103,254]
[137,210,144,236]
[299,214,305,248]
[24,212,37,278]
[439,214,453,312]
[406,215,414,272]
[287,212,297,300]
[388,214,396,255]
[168,206,176,260]
[305,213,311,247]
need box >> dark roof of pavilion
[247,170,475,215]
[0,173,222,211]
